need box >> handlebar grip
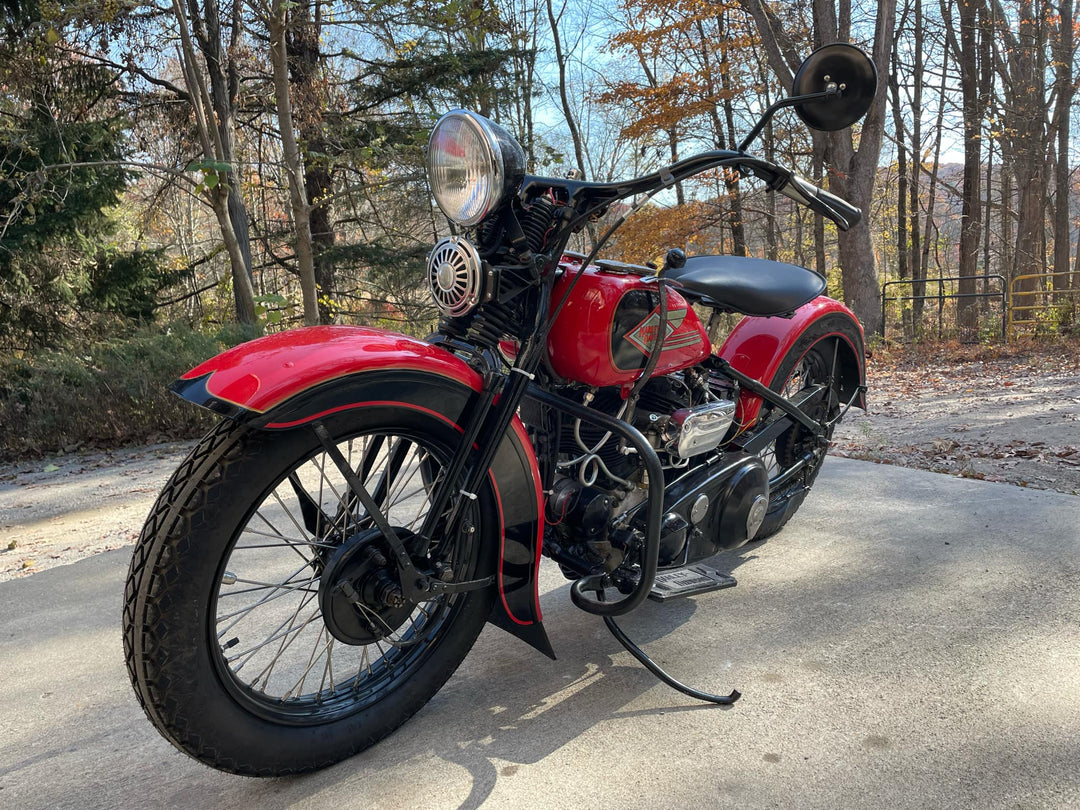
[783,173,862,231]
[814,185,862,230]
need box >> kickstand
[598,591,741,705]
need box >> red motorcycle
[124,44,876,775]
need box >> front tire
[123,407,495,776]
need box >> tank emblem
[625,307,700,356]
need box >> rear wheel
[123,407,495,775]
[753,332,845,539]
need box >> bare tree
[546,0,588,179]
[942,0,986,334]
[988,0,1051,293]
[264,0,319,325]
[171,0,256,324]
[1051,0,1075,295]
[740,0,898,335]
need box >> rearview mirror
[792,43,877,131]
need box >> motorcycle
[123,43,877,775]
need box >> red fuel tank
[545,255,711,389]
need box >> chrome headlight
[427,110,526,227]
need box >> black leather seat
[665,255,826,317]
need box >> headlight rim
[427,109,524,228]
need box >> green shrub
[0,322,256,459]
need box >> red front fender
[174,326,482,417]
[171,326,553,658]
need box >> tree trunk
[287,0,337,324]
[821,0,897,336]
[989,0,1049,296]
[740,0,898,335]
[812,138,826,278]
[888,22,909,337]
[171,0,255,324]
[722,94,746,255]
[546,0,587,179]
[943,0,984,337]
[715,36,746,256]
[829,137,882,334]
[269,0,319,326]
[1052,0,1074,296]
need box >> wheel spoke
[287,471,334,538]
[207,422,477,723]
[228,589,321,675]
[216,561,315,630]
[251,502,315,566]
[231,535,339,551]
[217,577,320,598]
[310,451,357,534]
[254,600,325,690]
[281,624,334,702]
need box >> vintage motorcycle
[123,44,876,775]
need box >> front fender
[718,297,866,425]
[172,326,553,659]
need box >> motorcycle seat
[665,255,827,317]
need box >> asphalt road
[1,458,1077,809]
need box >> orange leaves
[605,200,722,264]
[600,0,758,141]
[596,76,731,138]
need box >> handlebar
[774,172,862,231]
[521,151,862,233]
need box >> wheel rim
[209,428,472,725]
[758,345,838,488]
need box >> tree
[741,0,897,335]
[170,0,257,323]
[285,0,337,323]
[942,0,987,335]
[988,0,1051,293]
[0,3,158,348]
[600,0,756,254]
[262,0,319,325]
[1050,0,1074,295]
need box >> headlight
[427,110,525,227]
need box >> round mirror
[792,43,877,131]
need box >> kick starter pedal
[648,565,737,602]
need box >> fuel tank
[545,255,710,388]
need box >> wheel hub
[319,527,418,645]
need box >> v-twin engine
[545,380,768,576]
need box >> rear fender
[171,326,553,658]
[717,297,866,425]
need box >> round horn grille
[427,237,484,317]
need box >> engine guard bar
[524,384,664,617]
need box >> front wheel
[123,408,495,776]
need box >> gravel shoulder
[0,442,190,582]
[833,340,1080,496]
[3,340,1078,582]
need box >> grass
[0,322,256,459]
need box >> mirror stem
[737,87,839,153]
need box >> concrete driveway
[1,458,1077,809]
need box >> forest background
[1,0,1078,456]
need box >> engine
[543,374,769,577]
